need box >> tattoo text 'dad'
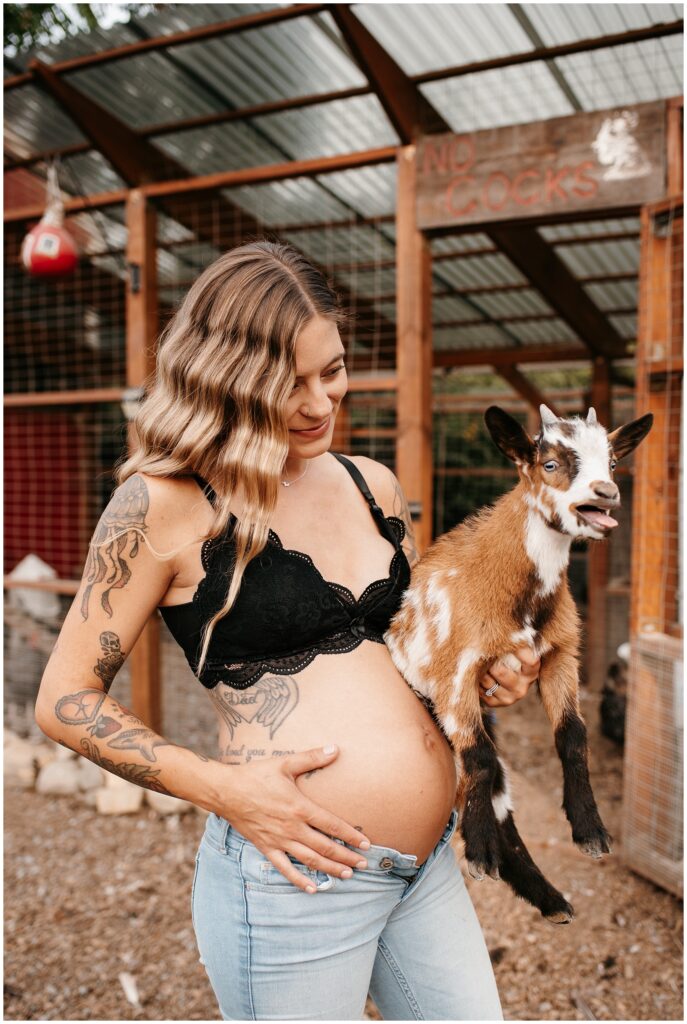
[209,676,299,742]
[81,475,149,620]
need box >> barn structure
[4,3,683,896]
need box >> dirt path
[4,693,683,1020]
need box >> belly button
[423,728,436,751]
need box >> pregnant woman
[35,240,539,1021]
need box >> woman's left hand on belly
[479,645,540,707]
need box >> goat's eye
[543,460,558,472]
[610,459,617,471]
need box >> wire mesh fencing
[4,199,130,737]
[621,199,683,897]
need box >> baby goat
[385,404,653,922]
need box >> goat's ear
[484,406,536,465]
[607,413,654,460]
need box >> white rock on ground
[53,742,78,761]
[77,759,106,791]
[104,771,140,790]
[96,785,144,815]
[32,742,60,769]
[77,790,100,808]
[4,740,38,788]
[36,759,82,796]
[145,790,194,815]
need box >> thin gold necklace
[281,459,310,487]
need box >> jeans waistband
[203,809,458,878]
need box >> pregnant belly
[210,640,458,864]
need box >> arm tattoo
[391,473,420,568]
[209,676,299,742]
[81,475,149,620]
[94,631,125,692]
[56,689,105,725]
[90,714,122,738]
[80,738,173,795]
[106,728,170,763]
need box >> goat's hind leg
[491,754,574,924]
[483,714,574,922]
[436,661,502,880]
[539,650,612,858]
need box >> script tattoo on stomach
[209,674,299,743]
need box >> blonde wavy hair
[114,239,350,677]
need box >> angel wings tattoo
[210,675,299,741]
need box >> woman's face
[286,316,348,455]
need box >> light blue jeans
[191,808,503,1021]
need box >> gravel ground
[4,692,683,1022]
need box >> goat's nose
[591,480,620,503]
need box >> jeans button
[379,856,394,869]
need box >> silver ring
[483,681,500,697]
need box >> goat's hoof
[467,860,485,881]
[577,831,613,858]
[545,905,574,925]
[466,859,500,881]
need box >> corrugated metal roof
[540,217,640,240]
[584,279,638,309]
[556,239,640,276]
[422,62,574,131]
[353,3,537,74]
[3,3,682,361]
[522,4,682,45]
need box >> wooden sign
[417,100,666,229]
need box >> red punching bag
[21,165,78,277]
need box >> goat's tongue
[582,508,618,529]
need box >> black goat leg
[538,651,612,857]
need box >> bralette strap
[331,452,401,551]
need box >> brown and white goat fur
[384,404,653,923]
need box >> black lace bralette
[158,453,411,690]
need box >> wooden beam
[667,96,684,197]
[28,60,182,186]
[125,191,161,732]
[4,5,325,91]
[487,225,630,358]
[143,84,369,137]
[4,187,128,222]
[434,345,589,367]
[437,306,635,329]
[414,21,684,86]
[630,200,683,637]
[4,388,125,408]
[585,357,612,689]
[345,375,397,392]
[328,5,448,141]
[495,364,561,417]
[139,145,397,199]
[396,145,433,551]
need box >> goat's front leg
[538,649,612,857]
[435,657,502,880]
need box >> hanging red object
[21,165,78,277]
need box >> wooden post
[630,200,683,638]
[622,189,683,894]
[396,145,433,552]
[125,190,161,732]
[585,357,612,688]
